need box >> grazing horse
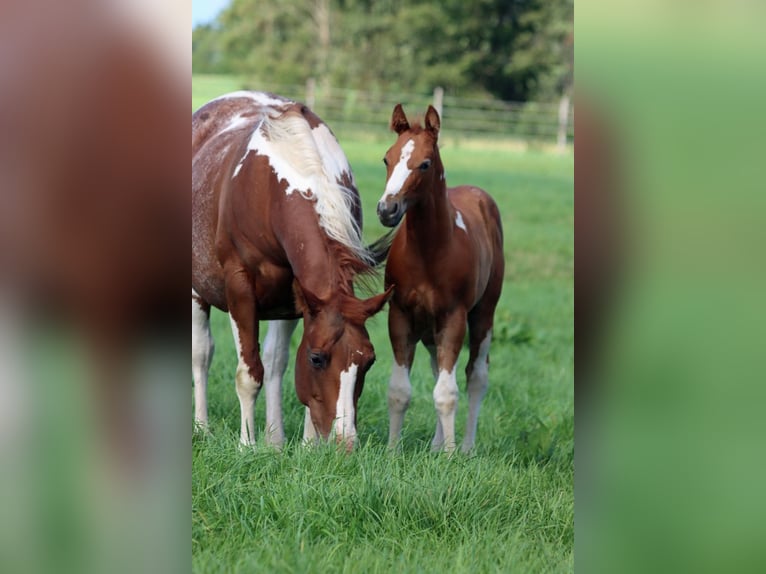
[377,104,505,453]
[192,92,390,450]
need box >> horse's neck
[406,169,453,251]
[288,226,354,300]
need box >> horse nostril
[390,202,399,215]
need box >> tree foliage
[192,0,572,102]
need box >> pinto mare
[192,92,390,450]
[377,105,504,453]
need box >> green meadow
[193,76,574,573]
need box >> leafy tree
[192,0,573,102]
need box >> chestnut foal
[377,104,504,453]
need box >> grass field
[193,76,574,573]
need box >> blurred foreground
[577,1,766,572]
[0,1,188,573]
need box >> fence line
[244,80,574,149]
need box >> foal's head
[293,285,390,449]
[377,104,442,227]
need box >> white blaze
[383,139,415,199]
[333,363,358,442]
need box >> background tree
[192,0,573,102]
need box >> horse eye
[308,350,328,369]
[419,160,431,171]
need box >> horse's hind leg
[261,319,298,448]
[462,304,496,453]
[192,290,214,430]
[424,341,445,450]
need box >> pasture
[192,76,574,573]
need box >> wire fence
[238,79,574,150]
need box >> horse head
[293,284,392,450]
[377,104,443,227]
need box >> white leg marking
[433,367,459,453]
[303,406,319,445]
[230,315,261,446]
[425,346,445,449]
[191,293,213,429]
[387,362,412,448]
[261,319,298,449]
[462,331,492,453]
[332,364,358,450]
[383,139,415,198]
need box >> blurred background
[193,0,574,149]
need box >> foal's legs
[387,304,417,449]
[261,319,298,448]
[432,310,467,454]
[424,343,445,450]
[225,267,263,446]
[192,290,213,430]
[462,306,494,453]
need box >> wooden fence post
[433,86,444,119]
[557,94,570,152]
[306,77,316,110]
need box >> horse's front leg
[387,303,417,449]
[225,267,263,447]
[261,319,298,449]
[432,310,467,454]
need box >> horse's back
[192,91,362,311]
[448,185,504,256]
[448,185,505,307]
[193,94,272,307]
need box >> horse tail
[366,228,397,267]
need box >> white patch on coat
[234,113,370,263]
[223,114,255,134]
[332,363,358,443]
[382,139,415,199]
[212,91,293,108]
[455,211,467,232]
[311,123,355,187]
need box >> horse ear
[390,104,410,134]
[425,105,441,136]
[361,285,394,319]
[294,282,322,316]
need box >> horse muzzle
[377,198,406,227]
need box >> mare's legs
[226,267,263,446]
[192,290,213,430]
[261,319,298,448]
[387,303,417,449]
[462,306,494,453]
[432,310,467,454]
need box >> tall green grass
[193,77,573,573]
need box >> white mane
[240,110,371,265]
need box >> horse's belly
[254,264,298,317]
